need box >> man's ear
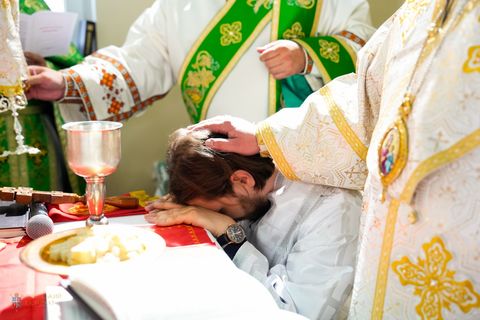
[230,170,256,190]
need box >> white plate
[20,225,165,275]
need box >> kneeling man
[145,129,361,319]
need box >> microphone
[26,202,54,239]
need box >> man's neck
[263,169,280,195]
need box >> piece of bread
[47,227,146,265]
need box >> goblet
[62,121,122,226]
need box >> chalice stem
[85,176,108,226]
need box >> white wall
[368,0,404,27]
[96,0,404,196]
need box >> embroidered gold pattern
[256,122,299,181]
[373,129,480,320]
[319,40,340,63]
[463,45,480,73]
[287,0,315,9]
[183,51,218,116]
[1,0,9,9]
[282,22,305,39]
[392,237,480,319]
[319,86,368,160]
[220,22,242,46]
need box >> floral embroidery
[344,159,368,185]
[108,97,124,115]
[463,45,480,73]
[392,237,480,320]
[287,0,315,9]
[182,51,219,117]
[97,67,125,115]
[319,40,340,63]
[220,22,242,46]
[186,68,215,88]
[283,22,305,40]
[99,70,116,90]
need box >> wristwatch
[217,223,246,249]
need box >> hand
[25,66,65,101]
[24,52,46,67]
[145,204,235,237]
[187,116,259,155]
[257,40,305,79]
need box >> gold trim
[400,129,480,203]
[371,198,400,320]
[332,35,357,68]
[201,12,272,121]
[310,0,323,36]
[418,0,479,70]
[319,86,368,160]
[256,121,299,180]
[463,45,480,73]
[0,83,24,97]
[295,38,331,82]
[371,129,480,319]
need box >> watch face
[226,224,246,243]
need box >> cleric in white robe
[145,129,362,319]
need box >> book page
[20,11,77,57]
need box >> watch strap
[216,233,246,260]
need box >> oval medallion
[378,118,408,187]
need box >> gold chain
[379,0,477,201]
[400,0,457,114]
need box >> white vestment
[256,0,480,319]
[234,174,362,319]
[59,0,374,123]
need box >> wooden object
[0,187,139,209]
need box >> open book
[56,246,304,320]
[20,11,77,57]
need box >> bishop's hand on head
[188,116,260,156]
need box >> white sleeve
[233,191,361,319]
[62,0,174,122]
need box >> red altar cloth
[0,225,214,320]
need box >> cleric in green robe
[0,0,84,193]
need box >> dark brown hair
[167,129,275,204]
